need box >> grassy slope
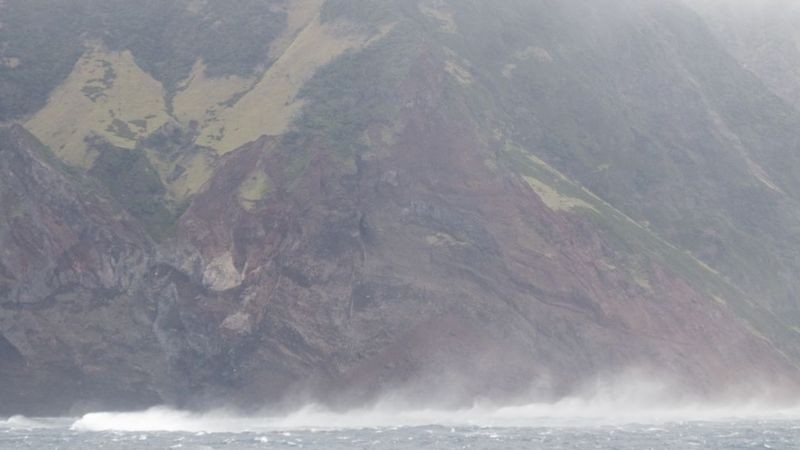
[5,0,800,357]
[314,0,800,359]
[428,0,800,326]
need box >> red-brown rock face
[164,52,800,409]
[3,0,800,416]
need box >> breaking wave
[70,403,800,433]
[70,378,800,433]
[0,415,57,430]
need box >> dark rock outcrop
[0,125,165,414]
[3,0,800,415]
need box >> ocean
[3,402,800,449]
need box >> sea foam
[70,379,800,434]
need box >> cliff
[2,0,800,414]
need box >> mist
[5,2,800,448]
[66,372,800,433]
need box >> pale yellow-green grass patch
[172,60,255,130]
[445,60,473,85]
[25,45,170,168]
[196,9,385,154]
[268,0,326,61]
[238,170,272,210]
[522,175,597,212]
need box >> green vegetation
[0,126,87,185]
[320,0,396,29]
[296,22,418,160]
[501,142,800,361]
[0,0,287,120]
[501,143,724,295]
[81,60,116,102]
[97,0,286,92]
[107,119,137,141]
[0,1,87,121]
[4,0,800,364]
[89,144,178,240]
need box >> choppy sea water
[3,404,800,449]
[3,419,800,449]
[3,416,800,449]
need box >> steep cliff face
[3,0,800,415]
[168,59,798,408]
[0,125,164,414]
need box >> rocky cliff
[2,0,800,415]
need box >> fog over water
[4,376,800,450]
[58,375,800,433]
[67,401,800,434]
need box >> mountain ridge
[3,0,800,414]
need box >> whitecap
[0,415,56,430]
[68,376,800,433]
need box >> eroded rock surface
[3,0,800,415]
